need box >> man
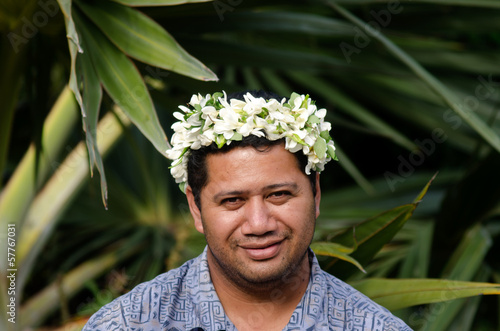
[83,91,411,330]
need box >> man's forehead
[205,145,302,174]
[202,145,306,190]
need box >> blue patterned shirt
[83,247,411,330]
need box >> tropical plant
[1,0,500,330]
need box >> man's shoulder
[82,254,202,330]
[315,270,412,330]
[317,268,364,300]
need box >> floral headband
[166,91,337,192]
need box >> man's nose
[240,198,278,235]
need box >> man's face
[186,144,321,290]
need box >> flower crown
[166,91,337,192]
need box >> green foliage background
[1,0,500,330]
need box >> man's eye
[269,191,291,199]
[220,197,245,210]
[222,197,241,205]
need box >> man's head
[166,89,336,292]
[185,90,323,209]
[185,143,321,291]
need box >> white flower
[201,106,218,118]
[316,108,327,119]
[320,121,331,132]
[166,91,337,191]
[239,118,256,137]
[304,135,315,147]
[189,94,202,106]
[214,108,241,139]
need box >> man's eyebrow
[213,190,247,201]
[213,183,299,201]
[265,182,299,191]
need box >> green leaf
[446,266,490,331]
[350,278,500,311]
[110,0,212,6]
[16,107,131,297]
[328,1,500,154]
[398,221,434,278]
[290,133,306,145]
[442,225,492,281]
[300,94,309,109]
[231,132,243,141]
[74,11,170,157]
[77,38,107,207]
[76,0,217,81]
[434,152,500,252]
[215,134,226,148]
[328,204,415,279]
[0,87,78,227]
[289,92,300,106]
[319,130,330,140]
[20,246,138,328]
[57,0,84,114]
[242,67,261,91]
[332,144,374,195]
[419,225,492,331]
[332,0,500,8]
[221,11,354,36]
[324,174,436,279]
[327,145,338,161]
[212,92,224,101]
[413,172,437,203]
[311,242,365,273]
[313,137,327,159]
[259,69,293,97]
[287,72,417,151]
[179,181,187,193]
[307,114,321,124]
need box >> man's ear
[314,173,321,219]
[185,185,204,234]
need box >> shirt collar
[186,247,326,330]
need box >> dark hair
[187,90,317,210]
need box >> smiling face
[186,144,321,292]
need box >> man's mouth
[239,240,283,260]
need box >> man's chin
[234,260,304,290]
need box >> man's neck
[207,252,311,331]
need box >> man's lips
[239,240,283,260]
